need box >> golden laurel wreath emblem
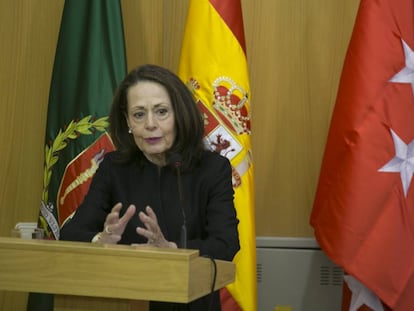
[40,115,109,235]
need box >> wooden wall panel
[0,0,63,231]
[243,0,359,235]
[0,1,64,309]
[161,0,189,70]
[122,0,188,72]
[122,0,164,69]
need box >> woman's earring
[128,128,132,134]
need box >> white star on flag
[389,39,414,95]
[378,129,414,197]
[344,275,384,311]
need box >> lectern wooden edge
[0,237,235,310]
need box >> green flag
[28,1,127,309]
[39,0,127,239]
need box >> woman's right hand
[95,203,136,244]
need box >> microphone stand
[176,165,187,249]
[170,153,187,249]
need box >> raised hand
[136,206,177,248]
[98,203,136,244]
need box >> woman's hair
[109,64,206,169]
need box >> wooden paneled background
[0,0,359,309]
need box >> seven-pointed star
[344,275,384,311]
[389,39,414,94]
[378,129,414,197]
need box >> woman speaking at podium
[60,64,240,311]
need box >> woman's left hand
[136,206,177,248]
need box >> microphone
[169,153,187,248]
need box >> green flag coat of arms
[38,0,127,241]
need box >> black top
[60,150,240,311]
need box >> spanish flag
[178,0,257,310]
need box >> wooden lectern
[0,237,235,310]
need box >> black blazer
[60,150,240,311]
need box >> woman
[60,64,240,311]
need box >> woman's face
[126,81,176,165]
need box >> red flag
[311,0,414,310]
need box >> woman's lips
[145,137,161,144]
